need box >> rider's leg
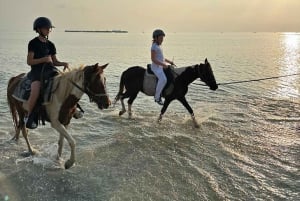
[153,69,167,102]
[25,81,41,128]
[27,81,41,114]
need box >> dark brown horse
[114,59,218,127]
[7,63,110,169]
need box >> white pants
[151,65,167,100]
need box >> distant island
[65,30,128,33]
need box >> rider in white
[151,29,174,105]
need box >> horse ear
[205,58,208,64]
[95,63,99,67]
[100,63,109,69]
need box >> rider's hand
[63,62,69,71]
[169,61,175,66]
[44,55,53,63]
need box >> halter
[69,72,108,103]
[195,64,204,81]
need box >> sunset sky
[1,0,300,32]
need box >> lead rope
[193,72,300,86]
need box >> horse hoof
[11,136,19,142]
[157,115,162,123]
[65,159,75,169]
[119,110,126,116]
[20,148,38,157]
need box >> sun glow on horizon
[277,33,300,98]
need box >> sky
[1,0,300,32]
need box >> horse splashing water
[114,59,218,127]
[7,63,110,169]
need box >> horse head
[198,58,218,90]
[83,63,110,109]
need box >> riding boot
[25,112,38,129]
[155,97,164,105]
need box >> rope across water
[193,73,300,86]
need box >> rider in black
[25,17,69,129]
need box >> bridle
[195,64,205,81]
[195,63,215,85]
[69,72,108,103]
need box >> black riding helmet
[152,29,165,38]
[33,17,54,32]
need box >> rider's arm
[151,50,168,68]
[52,55,69,70]
[27,51,52,66]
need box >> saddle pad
[12,74,55,105]
[142,69,175,97]
[143,71,157,96]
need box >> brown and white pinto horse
[7,63,110,169]
[114,59,218,127]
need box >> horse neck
[175,65,199,85]
[54,68,85,99]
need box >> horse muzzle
[210,84,218,91]
[97,97,110,109]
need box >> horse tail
[114,72,126,104]
[7,74,25,132]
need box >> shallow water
[0,31,299,201]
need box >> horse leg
[158,98,173,122]
[57,133,64,160]
[178,97,199,128]
[11,123,21,141]
[20,126,38,156]
[127,93,137,118]
[119,97,126,116]
[128,104,132,118]
[119,91,131,116]
[51,120,76,169]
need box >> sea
[0,31,299,201]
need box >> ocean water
[0,31,299,201]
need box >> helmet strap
[37,29,48,40]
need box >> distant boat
[65,30,128,33]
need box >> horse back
[121,66,146,91]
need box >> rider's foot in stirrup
[155,98,164,105]
[25,113,38,129]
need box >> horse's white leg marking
[51,120,76,169]
[21,126,37,155]
[191,114,199,128]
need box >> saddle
[12,68,59,126]
[143,64,176,97]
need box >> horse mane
[174,65,198,75]
[56,65,84,80]
[53,65,85,93]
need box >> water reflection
[278,33,300,98]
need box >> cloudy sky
[1,0,300,32]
